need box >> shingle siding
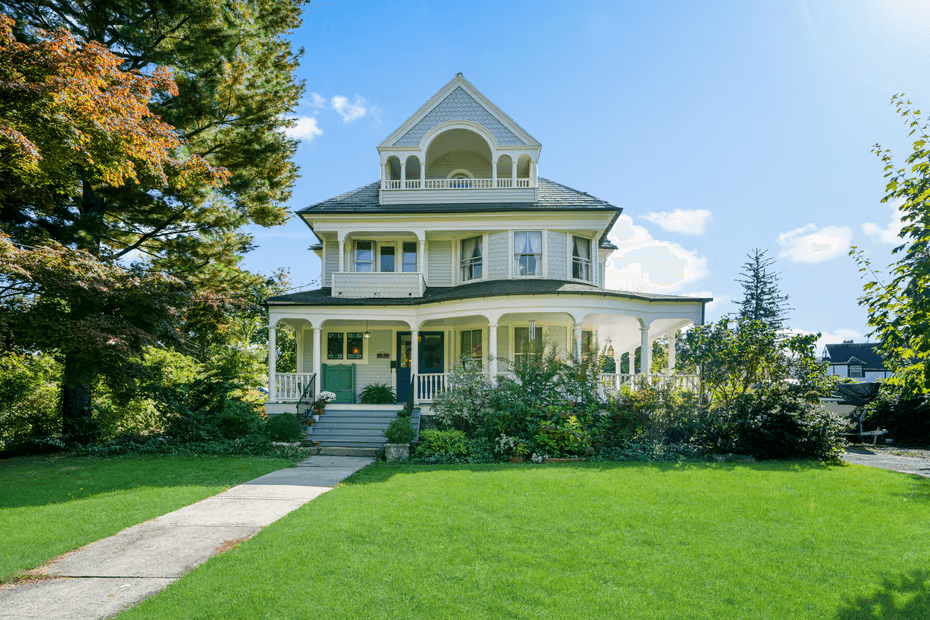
[393,87,526,147]
[428,240,453,286]
[488,232,508,279]
[548,231,567,280]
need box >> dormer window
[354,241,374,272]
[572,236,592,281]
[460,236,483,281]
[515,231,542,277]
[850,365,864,378]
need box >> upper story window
[402,242,417,272]
[515,231,542,277]
[460,236,483,281]
[572,236,592,281]
[354,241,373,272]
[380,246,395,272]
[850,365,864,378]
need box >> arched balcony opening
[404,156,421,189]
[424,128,493,189]
[383,156,402,188]
[517,154,533,188]
[496,154,513,188]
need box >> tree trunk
[61,352,97,443]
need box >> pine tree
[733,249,791,331]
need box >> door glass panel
[380,246,395,272]
[402,242,417,273]
[347,333,364,359]
[327,333,344,359]
[399,335,412,369]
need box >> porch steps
[304,406,420,449]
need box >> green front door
[321,363,356,403]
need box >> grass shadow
[836,570,930,619]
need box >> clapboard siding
[354,329,393,397]
[301,329,313,373]
[324,240,339,287]
[428,240,453,286]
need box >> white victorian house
[266,75,710,431]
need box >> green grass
[120,461,930,619]
[0,453,295,581]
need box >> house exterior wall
[428,151,492,179]
[548,231,567,280]
[324,240,339,287]
[427,240,453,286]
[355,329,393,396]
[487,232,508,279]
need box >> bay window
[514,231,542,277]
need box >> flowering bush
[312,391,337,410]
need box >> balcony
[331,271,426,299]
[379,177,536,205]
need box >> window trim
[570,235,594,283]
[323,330,368,364]
[457,234,486,284]
[513,230,545,278]
[849,364,864,378]
[353,240,374,273]
[512,325,544,370]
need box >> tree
[733,248,791,331]
[0,2,305,440]
[853,95,930,395]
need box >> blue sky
[242,0,930,349]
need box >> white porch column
[492,156,498,187]
[312,326,322,399]
[420,158,426,185]
[337,234,345,274]
[411,329,419,402]
[400,160,406,187]
[418,238,426,273]
[488,324,498,379]
[267,325,276,401]
[667,331,677,374]
[640,327,651,376]
[511,158,517,183]
[574,324,583,359]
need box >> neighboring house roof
[268,279,711,306]
[297,177,620,215]
[822,342,887,369]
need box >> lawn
[0,453,295,581]
[120,460,930,619]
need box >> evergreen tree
[733,249,791,331]
[0,2,305,441]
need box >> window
[402,242,417,272]
[514,326,543,370]
[572,236,592,281]
[514,231,542,276]
[328,332,365,361]
[460,329,482,363]
[327,333,344,359]
[581,330,593,356]
[354,241,373,272]
[380,245,395,272]
[460,236,483,281]
[850,365,864,378]
[347,333,364,360]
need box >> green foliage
[734,248,792,330]
[415,430,468,459]
[534,414,592,457]
[383,410,415,445]
[359,382,396,404]
[699,388,847,461]
[0,351,60,453]
[678,316,834,408]
[853,95,930,395]
[265,413,303,443]
[865,383,930,446]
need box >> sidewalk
[0,455,373,620]
[842,446,930,478]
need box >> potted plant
[383,408,416,461]
[359,382,396,404]
[313,391,336,417]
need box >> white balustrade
[382,178,534,190]
[599,373,700,395]
[415,373,448,403]
[274,372,316,401]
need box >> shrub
[384,410,416,444]
[359,383,396,404]
[415,429,468,458]
[866,390,930,446]
[0,352,61,454]
[216,401,265,439]
[265,413,303,442]
[534,414,592,457]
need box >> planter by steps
[384,443,409,461]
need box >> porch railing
[274,372,316,401]
[415,373,448,403]
[382,177,536,191]
[598,373,701,394]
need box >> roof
[822,342,886,369]
[267,279,711,306]
[297,177,620,215]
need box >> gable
[392,86,527,147]
[823,343,886,369]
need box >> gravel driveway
[842,445,930,478]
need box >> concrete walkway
[842,447,930,478]
[0,455,373,620]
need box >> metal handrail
[295,374,317,426]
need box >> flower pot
[384,443,409,461]
[311,414,320,422]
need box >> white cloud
[285,116,323,141]
[862,198,905,244]
[777,224,852,263]
[789,327,863,356]
[309,92,327,108]
[604,215,709,293]
[641,209,712,235]
[331,95,369,123]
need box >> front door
[395,331,445,403]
